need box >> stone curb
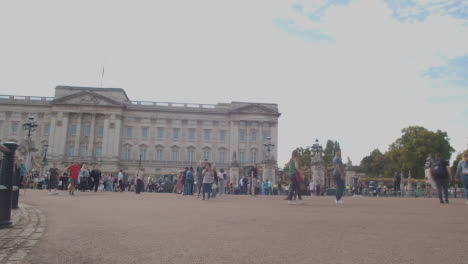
[0,204,45,264]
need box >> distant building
[0,86,280,175]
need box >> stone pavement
[0,204,45,264]
[18,190,468,264]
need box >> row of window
[67,146,102,158]
[65,145,258,163]
[69,125,104,137]
[121,148,257,163]
[124,127,270,143]
[2,121,270,145]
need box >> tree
[359,149,385,177]
[387,126,454,178]
[323,140,335,169]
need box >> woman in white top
[202,163,214,200]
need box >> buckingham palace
[0,86,280,182]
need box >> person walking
[90,165,102,192]
[67,161,81,196]
[430,153,453,204]
[184,167,194,196]
[135,167,144,194]
[287,150,305,205]
[218,169,226,196]
[202,163,214,200]
[333,148,346,204]
[47,162,60,195]
[250,164,258,196]
[455,152,468,205]
[61,170,69,191]
[174,171,184,194]
[78,164,90,192]
[196,161,204,198]
[118,169,125,192]
[393,172,401,196]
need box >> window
[0,121,3,131]
[97,126,104,137]
[156,150,163,161]
[189,128,195,141]
[71,125,77,135]
[263,132,269,142]
[239,131,245,142]
[220,131,226,142]
[84,125,91,136]
[173,128,180,140]
[219,151,225,163]
[204,130,211,141]
[239,152,245,164]
[124,147,131,160]
[251,151,257,163]
[96,147,102,158]
[172,150,179,161]
[140,149,147,160]
[251,132,257,142]
[204,151,210,161]
[126,127,133,138]
[188,151,194,162]
[157,128,164,139]
[68,146,74,157]
[82,146,88,157]
[44,123,50,135]
[11,122,18,134]
[142,127,148,139]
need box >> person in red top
[67,161,81,196]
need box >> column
[88,114,96,157]
[47,112,57,158]
[102,115,110,157]
[74,113,82,157]
[112,114,122,159]
[229,120,239,164]
[58,112,69,157]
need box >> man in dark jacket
[430,153,453,204]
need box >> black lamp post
[22,116,38,138]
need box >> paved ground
[0,203,45,264]
[15,190,468,264]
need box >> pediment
[51,91,123,107]
[230,104,279,115]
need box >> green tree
[359,149,385,177]
[323,140,335,168]
[388,126,454,178]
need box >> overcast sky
[1,0,467,166]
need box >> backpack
[431,159,446,178]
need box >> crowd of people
[12,150,468,205]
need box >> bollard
[0,142,19,228]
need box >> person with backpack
[287,150,305,205]
[455,152,468,205]
[430,153,453,204]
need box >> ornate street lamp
[22,116,38,138]
[311,139,323,157]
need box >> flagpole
[101,66,105,88]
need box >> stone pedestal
[262,160,276,184]
[311,156,325,189]
[229,167,239,188]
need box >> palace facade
[0,86,280,178]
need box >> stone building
[0,86,280,179]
